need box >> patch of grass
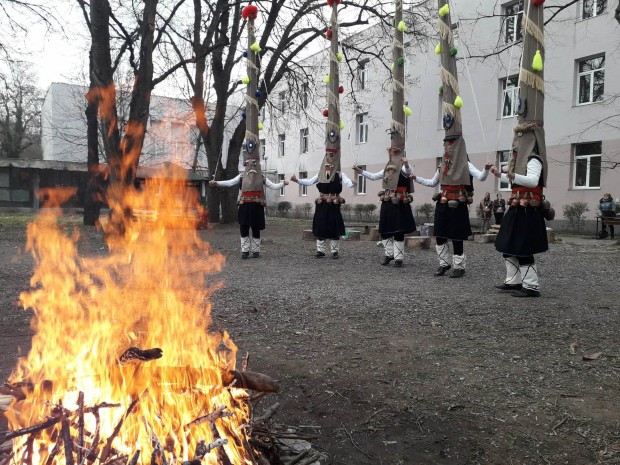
[0,211,85,228]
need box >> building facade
[260,0,620,221]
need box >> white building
[260,0,620,220]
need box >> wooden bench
[595,215,619,238]
[346,224,372,234]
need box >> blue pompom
[242,112,247,119]
[255,90,261,98]
[243,51,248,58]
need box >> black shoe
[495,283,522,291]
[434,266,451,276]
[241,252,249,259]
[450,268,465,278]
[315,251,326,258]
[394,260,403,268]
[381,256,394,266]
[252,252,260,258]
[511,288,541,298]
[332,252,339,259]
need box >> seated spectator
[493,193,506,225]
[598,193,616,239]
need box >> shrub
[562,202,589,232]
[354,204,365,221]
[364,203,377,221]
[415,203,434,223]
[265,205,276,217]
[293,204,303,219]
[277,201,292,217]
[302,202,313,219]
[341,203,352,220]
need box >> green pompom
[450,47,458,56]
[324,74,330,85]
[250,42,262,53]
[337,52,343,62]
[258,122,264,130]
[439,85,444,95]
[435,43,441,55]
[391,63,395,72]
[454,95,463,109]
[532,50,543,72]
[398,57,405,65]
[439,4,450,17]
[397,21,407,32]
[339,119,345,130]
[242,75,250,85]
[403,105,412,117]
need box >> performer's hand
[507,172,515,182]
[283,180,290,186]
[351,180,358,187]
[490,166,500,178]
[410,174,417,181]
[484,161,493,171]
[352,165,362,174]
[209,180,218,187]
[290,174,298,183]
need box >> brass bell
[519,198,529,207]
[448,200,459,208]
[530,199,540,207]
[440,196,448,204]
[458,195,467,203]
[511,199,519,207]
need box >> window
[501,76,519,118]
[300,128,309,153]
[573,142,602,189]
[582,0,607,19]
[577,55,605,105]
[497,151,512,191]
[356,113,369,144]
[299,171,308,196]
[278,134,286,157]
[356,164,366,195]
[357,60,369,90]
[260,138,266,159]
[279,91,286,112]
[301,84,309,109]
[278,174,286,196]
[503,1,523,44]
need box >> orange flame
[6,168,253,464]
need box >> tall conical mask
[437,0,470,186]
[509,0,548,186]
[241,4,264,192]
[318,0,342,184]
[383,0,413,192]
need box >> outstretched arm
[340,171,356,188]
[209,174,241,187]
[492,159,542,188]
[468,161,491,181]
[292,174,318,186]
[412,169,440,187]
[265,178,289,190]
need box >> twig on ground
[551,417,568,435]
[361,408,387,425]
[339,422,370,458]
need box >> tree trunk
[83,78,102,226]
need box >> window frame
[357,60,369,90]
[278,133,286,158]
[573,142,602,189]
[300,128,309,153]
[278,174,286,196]
[356,164,367,195]
[279,91,286,113]
[299,171,308,196]
[356,113,369,144]
[260,138,266,160]
[500,75,520,118]
[497,150,512,191]
[301,83,309,110]
[582,0,607,19]
[576,55,605,106]
[502,1,523,44]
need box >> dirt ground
[1,213,619,465]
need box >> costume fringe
[442,102,462,124]
[522,15,544,49]
[519,68,545,93]
[440,66,460,95]
[438,19,453,47]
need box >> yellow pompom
[324,74,330,85]
[532,50,543,72]
[242,75,250,85]
[258,122,264,130]
[339,120,345,130]
[337,52,343,62]
[391,62,395,72]
[439,4,450,17]
[403,105,412,117]
[454,95,463,109]
[397,21,407,32]
[435,43,441,55]
[250,42,262,53]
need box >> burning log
[0,417,61,443]
[77,392,84,465]
[98,398,139,464]
[119,347,163,365]
[223,370,279,393]
[184,406,233,430]
[208,423,232,465]
[60,412,74,465]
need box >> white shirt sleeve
[265,178,283,190]
[214,174,241,187]
[297,174,318,186]
[512,158,542,188]
[414,169,440,187]
[468,162,489,181]
[360,169,384,181]
[401,164,412,175]
[340,171,355,188]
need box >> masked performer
[209,4,287,259]
[290,0,355,259]
[492,0,551,297]
[353,0,415,267]
[411,0,491,278]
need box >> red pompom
[326,28,333,40]
[532,0,544,5]
[326,0,340,6]
[338,86,344,94]
[322,109,329,117]
[241,4,258,20]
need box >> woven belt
[316,193,344,204]
[510,186,543,206]
[238,191,265,205]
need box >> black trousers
[436,237,464,255]
[502,253,534,265]
[240,225,260,239]
[381,232,405,241]
[494,212,504,224]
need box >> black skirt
[379,202,416,235]
[495,205,548,256]
[434,201,472,241]
[238,202,266,230]
[313,202,345,240]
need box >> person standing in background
[493,193,506,225]
[598,193,616,239]
[479,192,493,232]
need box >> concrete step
[405,236,432,249]
[474,233,497,243]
